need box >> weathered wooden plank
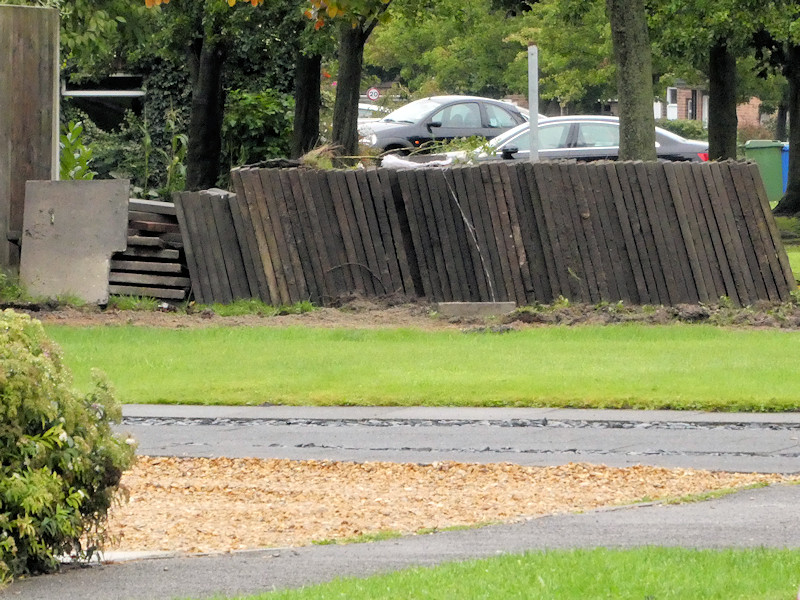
[489,162,527,304]
[118,246,180,261]
[634,162,683,305]
[260,169,303,302]
[561,163,605,302]
[271,169,309,301]
[128,210,177,225]
[127,235,164,248]
[602,163,650,304]
[111,260,184,274]
[449,166,491,301]
[128,220,181,234]
[174,193,216,303]
[744,162,795,299]
[575,164,618,301]
[108,271,191,287]
[396,170,436,300]
[197,193,234,304]
[279,169,318,302]
[108,284,187,300]
[497,163,536,302]
[346,170,388,295]
[435,167,477,300]
[296,169,337,301]
[478,163,517,301]
[227,192,268,301]
[517,163,557,302]
[426,167,470,300]
[729,163,784,301]
[172,192,205,303]
[237,168,286,305]
[378,169,419,296]
[706,163,758,304]
[462,165,504,301]
[413,169,450,300]
[129,199,177,216]
[305,169,350,298]
[546,163,590,302]
[208,192,250,301]
[328,170,369,295]
[662,162,714,303]
[650,163,696,304]
[365,169,403,294]
[355,169,394,294]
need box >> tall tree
[606,0,656,160]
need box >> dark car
[479,115,709,162]
[359,95,528,153]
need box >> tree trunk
[606,0,656,161]
[186,38,227,191]
[331,21,367,159]
[774,43,800,216]
[708,39,738,161]
[291,52,322,159]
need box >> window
[431,103,481,128]
[485,104,517,128]
[575,123,618,148]
[538,123,571,150]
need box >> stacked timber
[108,198,190,301]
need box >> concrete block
[435,301,517,318]
[20,180,129,304]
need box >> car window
[431,102,481,128]
[538,123,571,150]
[575,123,619,148]
[485,104,518,128]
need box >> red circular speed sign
[366,87,380,101]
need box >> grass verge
[45,323,800,411]
[225,547,800,599]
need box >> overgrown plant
[59,121,97,180]
[0,310,135,583]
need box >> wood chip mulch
[104,457,793,554]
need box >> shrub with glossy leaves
[0,310,135,583]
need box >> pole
[528,44,539,163]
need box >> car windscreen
[382,99,443,124]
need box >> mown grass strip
[45,324,800,411]
[230,547,800,600]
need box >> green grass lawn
[224,547,800,600]
[45,323,800,411]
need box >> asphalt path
[6,406,800,600]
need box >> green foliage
[655,118,708,141]
[59,121,97,181]
[221,89,295,170]
[0,310,135,582]
[190,299,316,317]
[0,272,30,304]
[106,296,161,311]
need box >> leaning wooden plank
[730,163,785,301]
[305,169,350,298]
[440,167,480,301]
[327,170,370,295]
[129,198,177,216]
[574,164,616,301]
[228,192,269,301]
[207,191,251,300]
[111,260,185,274]
[488,163,527,304]
[279,169,317,302]
[462,165,504,302]
[172,192,205,303]
[519,163,558,302]
[662,162,714,303]
[270,169,308,302]
[376,168,419,296]
[744,162,795,298]
[650,163,696,304]
[128,220,181,234]
[414,169,454,300]
[478,163,517,302]
[706,163,758,304]
[423,167,464,301]
[108,284,187,300]
[296,169,338,301]
[195,193,233,304]
[602,163,651,304]
[354,169,393,294]
[345,170,386,295]
[501,163,539,303]
[449,166,491,302]
[173,192,213,303]
[256,169,296,304]
[396,170,436,300]
[108,272,191,287]
[365,169,403,295]
[635,162,684,305]
[237,168,285,305]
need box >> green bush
[655,118,708,141]
[0,310,135,583]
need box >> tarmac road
[5,406,800,600]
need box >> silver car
[484,115,709,162]
[360,95,528,153]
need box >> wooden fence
[173,160,795,308]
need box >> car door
[570,121,620,160]
[421,101,483,146]
[496,121,574,161]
